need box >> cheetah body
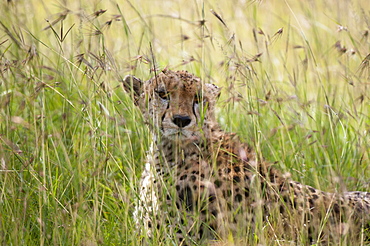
[123,70,370,244]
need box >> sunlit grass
[0,0,369,245]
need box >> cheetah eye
[194,93,205,104]
[156,89,170,100]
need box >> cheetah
[122,70,370,245]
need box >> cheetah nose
[172,115,191,128]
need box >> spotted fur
[123,70,370,245]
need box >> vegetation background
[0,0,369,245]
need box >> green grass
[0,0,369,245]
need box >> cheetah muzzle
[122,69,370,245]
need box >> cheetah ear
[207,83,222,100]
[122,75,143,103]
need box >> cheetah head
[123,70,220,145]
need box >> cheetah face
[123,70,220,144]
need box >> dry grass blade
[210,9,227,28]
[0,21,22,48]
[76,53,94,69]
[149,14,198,26]
[131,55,150,64]
[269,27,283,45]
[335,41,347,54]
[246,52,263,62]
[43,10,70,30]
[90,9,107,19]
[149,42,158,73]
[0,135,23,154]
[0,39,8,46]
[357,53,370,77]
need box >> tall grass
[0,0,368,245]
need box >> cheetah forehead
[145,70,220,96]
